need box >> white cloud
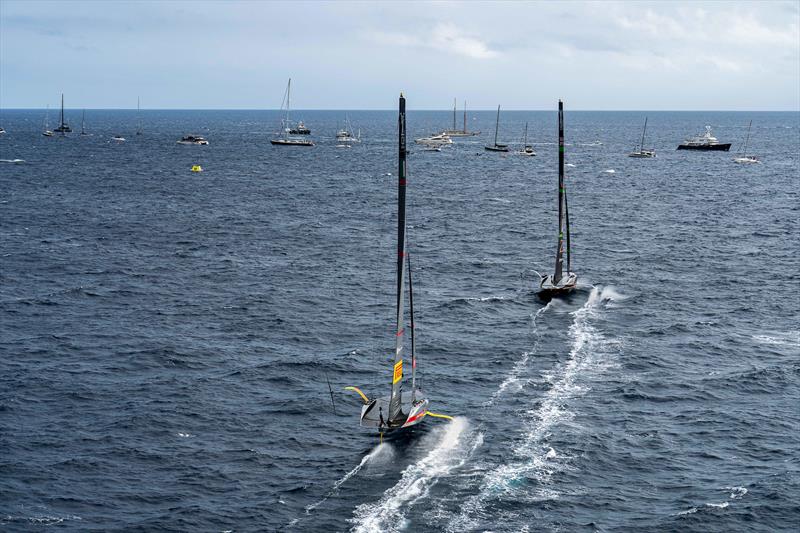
[363,22,498,59]
[430,22,498,59]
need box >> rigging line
[326,373,337,415]
[425,411,453,420]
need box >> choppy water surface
[1,109,798,531]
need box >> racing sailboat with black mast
[345,94,450,433]
[538,100,577,298]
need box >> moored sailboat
[80,109,90,136]
[514,122,536,156]
[628,117,655,158]
[136,97,143,136]
[53,93,72,134]
[538,100,577,298]
[271,78,314,146]
[42,105,54,137]
[733,120,759,164]
[485,105,508,152]
[346,93,449,433]
[441,99,480,137]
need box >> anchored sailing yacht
[336,115,361,144]
[677,125,731,151]
[271,78,314,146]
[346,94,439,433]
[515,122,536,156]
[136,97,143,136]
[485,105,509,152]
[539,100,578,298]
[628,117,655,158]
[80,110,90,136]
[733,120,759,164]
[440,99,480,137]
[42,105,54,137]
[53,94,72,134]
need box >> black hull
[537,285,576,302]
[677,144,731,151]
[485,145,509,152]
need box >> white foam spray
[350,417,482,533]
[301,443,395,516]
[485,302,553,406]
[447,287,622,532]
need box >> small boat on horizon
[271,78,314,146]
[538,100,578,299]
[628,117,655,158]
[177,135,208,145]
[440,99,480,137]
[414,132,452,146]
[677,125,731,151]
[136,97,143,136]
[485,105,509,152]
[80,109,91,136]
[53,93,72,134]
[289,120,311,135]
[336,115,361,144]
[42,105,54,137]
[515,122,536,156]
[112,135,126,142]
[733,120,759,164]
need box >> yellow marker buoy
[191,165,203,172]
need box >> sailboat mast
[81,109,85,134]
[640,117,648,151]
[407,252,416,400]
[524,122,528,146]
[285,78,292,139]
[452,98,456,131]
[494,105,500,146]
[553,100,565,284]
[743,120,752,155]
[463,100,467,133]
[389,93,408,423]
[60,93,64,128]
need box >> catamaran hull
[538,273,578,299]
[359,391,429,430]
[677,144,731,151]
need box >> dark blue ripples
[1,109,798,531]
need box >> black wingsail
[553,100,565,285]
[389,93,408,423]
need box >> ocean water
[1,108,798,532]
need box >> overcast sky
[1,0,798,110]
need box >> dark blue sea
[1,107,798,532]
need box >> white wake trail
[485,301,553,406]
[448,286,621,532]
[303,443,394,515]
[351,417,482,533]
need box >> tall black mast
[389,93,408,423]
[553,100,565,284]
